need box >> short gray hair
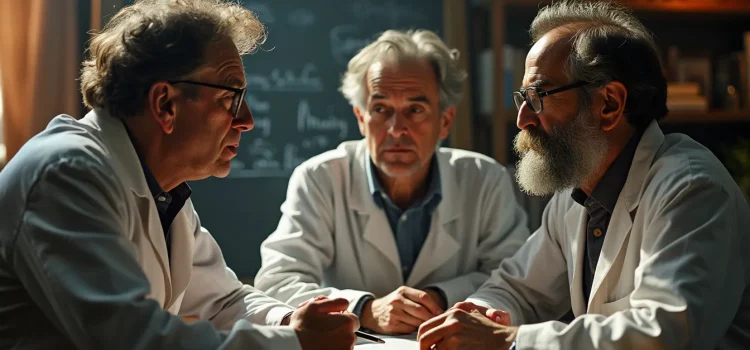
[530,0,667,130]
[80,0,265,119]
[339,29,467,111]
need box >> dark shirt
[571,131,642,306]
[366,152,442,283]
[123,122,191,263]
[352,151,443,321]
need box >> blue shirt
[123,122,191,263]
[365,151,442,283]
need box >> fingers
[452,301,487,315]
[399,297,435,323]
[417,312,450,339]
[486,308,511,326]
[298,295,329,308]
[394,307,429,328]
[309,297,350,313]
[341,311,360,332]
[418,319,461,350]
[400,287,442,316]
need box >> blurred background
[1,0,748,280]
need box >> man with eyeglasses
[0,1,358,349]
[418,1,750,349]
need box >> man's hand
[417,308,518,350]
[360,286,444,335]
[290,297,360,350]
[452,301,511,326]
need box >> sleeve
[254,165,374,312]
[176,202,297,330]
[466,193,572,326]
[10,157,300,350]
[513,177,743,349]
[426,165,530,306]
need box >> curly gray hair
[80,0,265,119]
[339,29,467,112]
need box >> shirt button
[157,196,166,202]
[593,228,603,237]
[401,214,407,221]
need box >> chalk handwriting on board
[252,116,272,137]
[330,25,372,66]
[245,63,323,92]
[351,0,426,25]
[245,2,274,23]
[296,99,349,139]
[246,94,270,113]
[288,8,315,27]
[229,135,334,178]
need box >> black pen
[356,330,386,344]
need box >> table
[354,333,418,349]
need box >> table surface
[354,334,418,350]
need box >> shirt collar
[365,149,442,210]
[572,131,643,213]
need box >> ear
[597,81,627,132]
[146,81,179,134]
[438,106,456,140]
[354,106,366,137]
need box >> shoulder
[0,115,115,189]
[646,133,736,197]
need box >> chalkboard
[189,0,444,278]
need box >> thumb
[486,308,511,325]
[310,297,350,313]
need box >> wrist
[360,298,376,329]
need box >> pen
[356,330,386,344]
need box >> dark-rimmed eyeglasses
[168,80,247,119]
[513,81,589,114]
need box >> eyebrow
[225,75,246,89]
[370,93,432,104]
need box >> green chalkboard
[189,0,444,278]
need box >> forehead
[365,60,438,96]
[198,37,245,86]
[525,27,574,86]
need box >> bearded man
[416,1,750,349]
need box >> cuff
[265,306,296,326]
[352,295,375,318]
[424,287,448,310]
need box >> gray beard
[513,108,608,196]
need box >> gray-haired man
[255,29,529,336]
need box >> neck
[580,125,636,196]
[377,159,433,210]
[125,116,184,192]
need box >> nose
[233,100,254,132]
[387,112,408,137]
[516,101,539,131]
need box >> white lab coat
[0,110,301,349]
[467,120,750,349]
[255,140,529,311]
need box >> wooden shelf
[490,110,750,124]
[663,110,750,123]
[500,0,750,15]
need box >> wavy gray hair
[339,29,467,111]
[80,0,265,119]
[530,0,667,130]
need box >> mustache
[514,127,549,154]
[380,137,416,149]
